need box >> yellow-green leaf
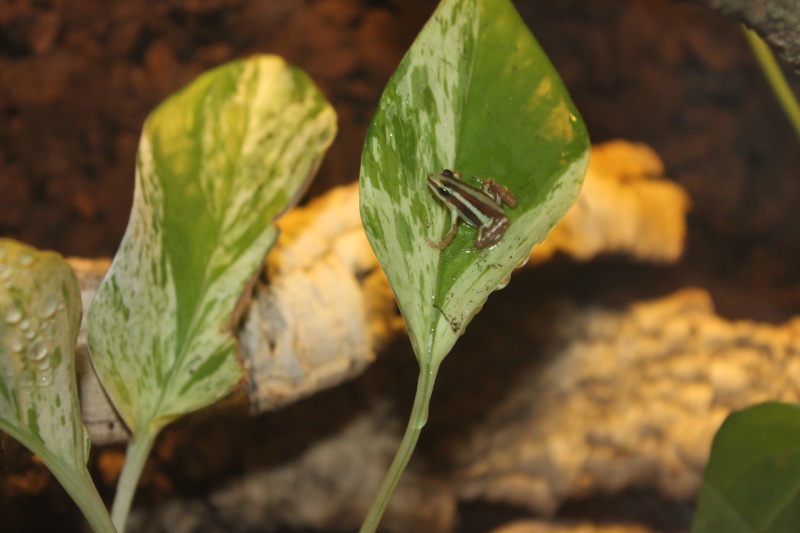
[360,0,590,367]
[0,239,115,533]
[87,55,337,436]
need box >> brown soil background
[2,0,800,319]
[2,0,800,532]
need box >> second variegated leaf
[87,55,336,530]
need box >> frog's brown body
[426,169,517,249]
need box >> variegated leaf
[0,239,115,533]
[88,55,337,436]
[360,0,590,366]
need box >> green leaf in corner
[0,239,115,533]
[693,402,800,533]
[87,55,337,436]
[359,0,590,367]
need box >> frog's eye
[437,186,450,196]
[441,169,455,179]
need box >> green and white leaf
[693,402,800,533]
[0,239,115,533]
[360,0,590,367]
[88,55,337,436]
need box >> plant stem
[359,363,440,533]
[69,470,119,533]
[743,27,800,142]
[44,452,117,533]
[110,429,157,532]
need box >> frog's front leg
[428,204,460,249]
[479,177,518,208]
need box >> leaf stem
[43,452,117,533]
[359,363,440,533]
[743,27,800,142]
[111,430,157,532]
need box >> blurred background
[2,1,799,531]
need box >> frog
[426,168,518,249]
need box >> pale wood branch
[457,288,800,515]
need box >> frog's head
[427,169,460,200]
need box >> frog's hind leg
[475,215,509,248]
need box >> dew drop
[18,317,30,331]
[4,302,23,325]
[30,340,48,362]
[19,253,33,267]
[0,263,11,281]
[23,327,36,340]
[496,273,512,291]
[37,373,53,387]
[8,332,24,353]
[40,321,54,337]
[412,408,429,430]
[38,295,58,319]
[36,358,51,372]
[187,357,201,374]
[516,255,530,270]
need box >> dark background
[2,0,799,319]
[2,0,800,531]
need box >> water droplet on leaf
[4,302,23,324]
[8,331,24,353]
[496,273,512,290]
[30,340,48,362]
[38,295,58,319]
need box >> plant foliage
[694,402,800,533]
[358,0,590,529]
[360,0,590,369]
[0,239,116,533]
[86,54,337,529]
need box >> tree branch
[684,0,800,68]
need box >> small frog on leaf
[427,169,518,249]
